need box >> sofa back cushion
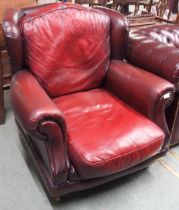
[20,3,110,97]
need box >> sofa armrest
[105,60,175,145]
[127,31,179,89]
[11,70,69,184]
[11,70,66,135]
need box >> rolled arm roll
[105,60,175,144]
[11,70,66,137]
[127,31,179,88]
[11,70,69,184]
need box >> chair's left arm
[105,60,175,147]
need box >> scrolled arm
[11,70,69,184]
[105,60,175,146]
[11,70,66,136]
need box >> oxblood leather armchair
[3,3,175,198]
[127,25,179,146]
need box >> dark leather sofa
[127,25,179,146]
[3,3,175,198]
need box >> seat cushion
[20,3,110,97]
[53,89,164,179]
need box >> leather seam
[21,5,109,24]
[71,136,163,166]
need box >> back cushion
[20,3,110,97]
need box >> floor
[1,90,179,210]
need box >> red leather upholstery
[127,25,179,146]
[105,60,174,142]
[20,3,110,97]
[3,4,175,197]
[11,70,69,185]
[127,25,179,87]
[94,7,129,60]
[11,70,66,133]
[54,88,164,179]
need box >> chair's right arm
[105,60,175,148]
[11,70,69,185]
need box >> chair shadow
[18,141,155,208]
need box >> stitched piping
[71,136,163,166]
[21,5,110,25]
